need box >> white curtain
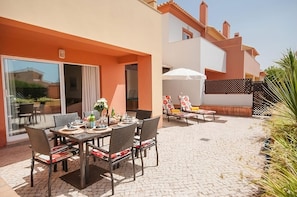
[82,66,100,113]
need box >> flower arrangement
[93,98,108,113]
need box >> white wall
[164,13,201,43]
[161,12,228,106]
[200,38,226,72]
[162,36,226,105]
[162,37,204,105]
[163,80,204,105]
[203,94,253,106]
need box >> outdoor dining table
[50,124,112,189]
[50,118,141,189]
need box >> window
[2,56,99,142]
[2,57,61,140]
[182,28,193,40]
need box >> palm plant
[265,50,297,122]
[258,49,297,197]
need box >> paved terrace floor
[0,115,267,197]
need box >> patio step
[0,177,19,197]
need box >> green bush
[15,98,34,104]
[37,97,52,103]
[259,113,297,197]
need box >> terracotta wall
[138,55,153,111]
[200,105,252,117]
[206,37,244,80]
[0,22,126,146]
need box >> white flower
[94,98,108,112]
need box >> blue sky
[6,59,59,83]
[158,0,297,70]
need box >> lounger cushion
[163,95,175,112]
[171,109,181,114]
[191,107,199,111]
[179,95,192,111]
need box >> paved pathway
[0,115,267,196]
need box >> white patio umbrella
[162,68,206,80]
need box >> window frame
[182,28,193,40]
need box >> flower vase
[99,111,107,126]
[90,121,95,128]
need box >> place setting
[87,124,112,134]
[117,115,139,127]
[58,119,86,134]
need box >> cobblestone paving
[0,115,267,196]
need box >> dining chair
[53,112,81,146]
[83,110,109,147]
[53,112,80,170]
[18,103,34,125]
[86,123,137,195]
[134,116,160,175]
[135,109,152,135]
[25,126,78,197]
[53,112,79,127]
[83,110,101,120]
[135,109,152,120]
[34,102,46,123]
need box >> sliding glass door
[2,56,100,142]
[64,64,82,117]
[2,57,62,141]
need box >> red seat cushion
[36,146,77,164]
[91,149,131,161]
[134,139,155,149]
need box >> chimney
[200,1,208,25]
[222,21,230,38]
[234,32,240,37]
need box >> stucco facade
[0,0,162,146]
[158,1,261,105]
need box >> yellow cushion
[191,107,199,111]
[171,109,181,114]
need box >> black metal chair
[25,126,78,197]
[18,103,34,125]
[34,102,46,123]
[87,123,137,195]
[134,116,160,175]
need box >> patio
[0,115,266,196]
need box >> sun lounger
[179,95,216,121]
[163,95,196,125]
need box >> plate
[63,127,78,131]
[122,120,132,124]
[93,126,108,131]
[73,123,84,126]
[87,127,111,134]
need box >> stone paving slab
[0,115,267,196]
